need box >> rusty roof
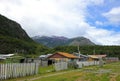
[56,52,77,59]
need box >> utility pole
[78,45,81,59]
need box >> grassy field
[5,62,120,81]
[38,65,55,74]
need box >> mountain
[68,37,95,46]
[0,14,37,54]
[32,36,95,47]
[32,36,69,47]
[0,15,33,41]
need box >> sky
[0,0,120,45]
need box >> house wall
[88,57,93,61]
[88,58,99,61]
[50,58,69,62]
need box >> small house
[0,54,14,60]
[73,53,89,61]
[39,54,52,60]
[105,57,119,63]
[48,52,78,63]
[39,54,53,66]
[88,54,107,61]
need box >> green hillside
[0,14,46,54]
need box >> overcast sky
[0,0,120,45]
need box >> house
[48,52,78,63]
[39,54,52,60]
[39,54,53,66]
[0,54,14,60]
[105,57,119,63]
[88,54,107,61]
[20,58,34,63]
[73,53,89,61]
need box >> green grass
[33,62,120,81]
[38,65,55,74]
[5,62,120,81]
[33,70,83,81]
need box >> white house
[0,54,14,60]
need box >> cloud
[85,27,120,45]
[95,21,103,26]
[1,0,120,45]
[103,7,120,25]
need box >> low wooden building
[48,52,78,63]
[88,54,107,61]
[105,57,119,63]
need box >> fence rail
[0,63,39,80]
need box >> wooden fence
[0,63,39,80]
[76,61,100,68]
[54,62,68,71]
[54,61,100,71]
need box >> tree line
[49,45,120,58]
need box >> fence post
[0,64,2,80]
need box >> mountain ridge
[32,36,95,47]
[0,14,33,41]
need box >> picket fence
[76,61,100,68]
[54,62,68,71]
[0,63,39,80]
[54,61,100,71]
